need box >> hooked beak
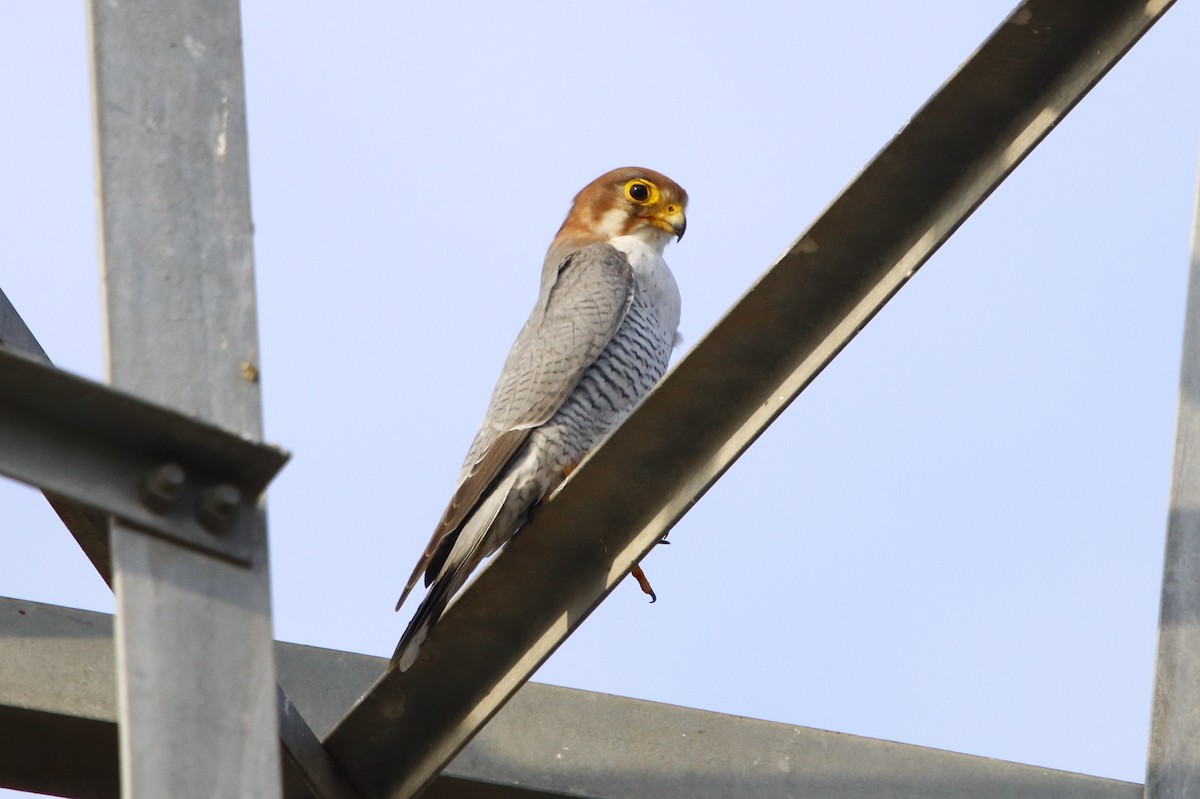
[671,213,687,241]
[650,207,687,241]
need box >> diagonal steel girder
[0,596,1143,799]
[0,287,112,581]
[323,1,1179,797]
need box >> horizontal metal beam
[0,345,288,565]
[0,287,112,582]
[323,1,1176,796]
[0,595,120,799]
[0,597,1142,799]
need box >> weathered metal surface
[279,686,363,799]
[0,347,287,565]
[0,288,50,359]
[89,0,283,794]
[1145,161,1200,798]
[0,287,112,582]
[4,279,336,798]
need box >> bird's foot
[630,563,657,603]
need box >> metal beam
[0,288,51,360]
[0,287,112,582]
[1145,154,1200,796]
[2,284,346,798]
[0,346,288,565]
[323,1,1177,796]
[88,0,283,794]
[279,687,362,799]
[0,597,1143,799]
[6,284,349,799]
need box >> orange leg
[630,563,657,603]
[560,459,657,602]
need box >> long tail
[390,569,458,671]
[391,470,519,671]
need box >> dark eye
[628,182,650,202]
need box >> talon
[544,460,584,504]
[631,564,657,603]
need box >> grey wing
[395,243,634,610]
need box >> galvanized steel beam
[279,687,362,799]
[322,1,1178,796]
[0,287,113,582]
[0,346,287,565]
[0,597,1143,799]
[0,288,49,360]
[1,288,347,797]
[88,0,283,794]
[1145,159,1200,797]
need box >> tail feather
[391,575,455,670]
[391,470,520,671]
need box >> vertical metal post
[1146,160,1200,799]
[87,1,281,796]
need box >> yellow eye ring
[625,179,657,205]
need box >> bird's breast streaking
[392,167,687,671]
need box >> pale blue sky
[3,2,1200,794]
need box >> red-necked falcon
[392,167,687,671]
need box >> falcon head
[551,167,688,256]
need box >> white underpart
[608,231,682,341]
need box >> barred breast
[530,237,680,479]
[438,239,680,577]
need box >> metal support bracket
[0,346,288,565]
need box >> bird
[391,166,687,671]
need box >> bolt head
[197,484,243,533]
[140,462,186,513]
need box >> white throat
[594,209,672,255]
[608,234,682,336]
